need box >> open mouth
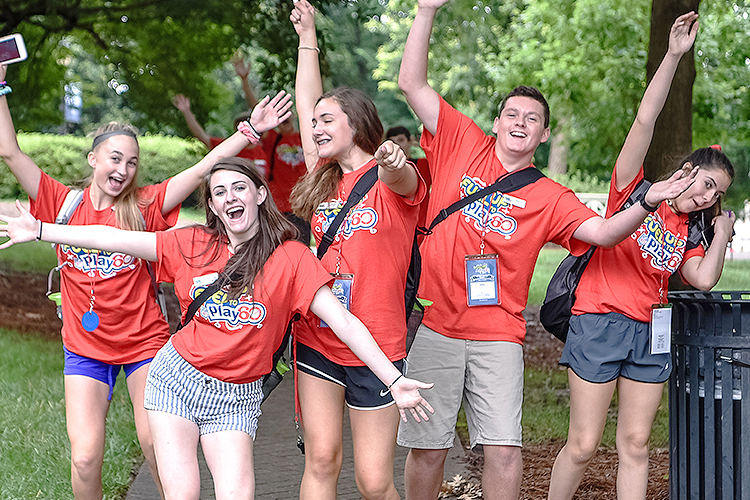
[108,176,125,189]
[227,206,245,220]
[316,138,331,146]
[510,131,527,139]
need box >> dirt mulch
[0,266,669,499]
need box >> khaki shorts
[397,323,523,450]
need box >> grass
[0,329,141,500]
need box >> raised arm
[615,12,698,190]
[310,285,434,423]
[291,0,324,172]
[172,94,212,147]
[680,210,736,290]
[0,200,158,261]
[0,64,42,199]
[398,0,449,136]
[375,140,419,198]
[573,166,698,247]
[232,55,259,109]
[162,91,292,213]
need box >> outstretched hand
[0,200,39,250]
[668,11,699,57]
[250,91,293,134]
[232,53,251,79]
[171,94,191,113]
[644,165,699,207]
[417,0,451,10]
[290,0,316,36]
[390,376,435,423]
[375,140,408,172]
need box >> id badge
[650,304,672,355]
[465,254,500,307]
[321,273,354,328]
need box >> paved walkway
[126,373,469,499]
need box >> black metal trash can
[669,291,750,500]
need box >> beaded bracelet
[237,120,260,144]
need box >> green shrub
[0,133,206,204]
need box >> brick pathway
[126,373,468,499]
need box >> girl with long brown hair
[290,2,431,499]
[0,157,434,500]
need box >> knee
[305,444,344,480]
[355,472,395,500]
[616,431,650,463]
[564,435,600,466]
[70,449,103,481]
[409,448,448,470]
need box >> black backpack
[539,179,713,342]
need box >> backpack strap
[317,165,379,259]
[421,167,545,235]
[55,189,85,225]
[176,274,234,331]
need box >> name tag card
[650,304,672,355]
[465,254,500,307]
[321,273,354,328]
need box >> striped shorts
[144,339,263,437]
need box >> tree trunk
[643,0,701,183]
[547,117,570,176]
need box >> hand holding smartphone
[0,34,28,65]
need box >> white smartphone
[0,34,28,65]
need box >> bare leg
[147,410,201,500]
[297,371,345,500]
[64,375,110,500]
[404,447,449,500]
[614,378,665,500]
[548,369,616,500]
[350,404,401,500]
[482,445,522,500]
[201,430,255,500]
[126,363,164,499]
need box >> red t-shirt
[209,137,269,179]
[572,165,704,323]
[156,229,331,383]
[29,172,179,363]
[262,130,306,212]
[295,159,428,365]
[418,97,597,344]
[414,157,431,232]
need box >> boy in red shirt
[396,1,698,499]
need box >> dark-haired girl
[0,62,291,499]
[290,2,430,499]
[0,157,433,500]
[548,13,736,500]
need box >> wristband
[237,120,260,144]
[0,85,12,97]
[388,373,403,390]
[298,46,320,53]
[640,197,660,212]
[36,221,43,241]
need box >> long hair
[669,146,735,221]
[290,87,383,221]
[87,122,151,231]
[193,157,299,299]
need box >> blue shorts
[560,312,671,384]
[144,339,263,437]
[63,345,152,401]
[295,342,404,410]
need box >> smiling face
[311,98,357,159]
[87,135,140,201]
[672,164,732,214]
[492,96,550,160]
[208,169,267,244]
